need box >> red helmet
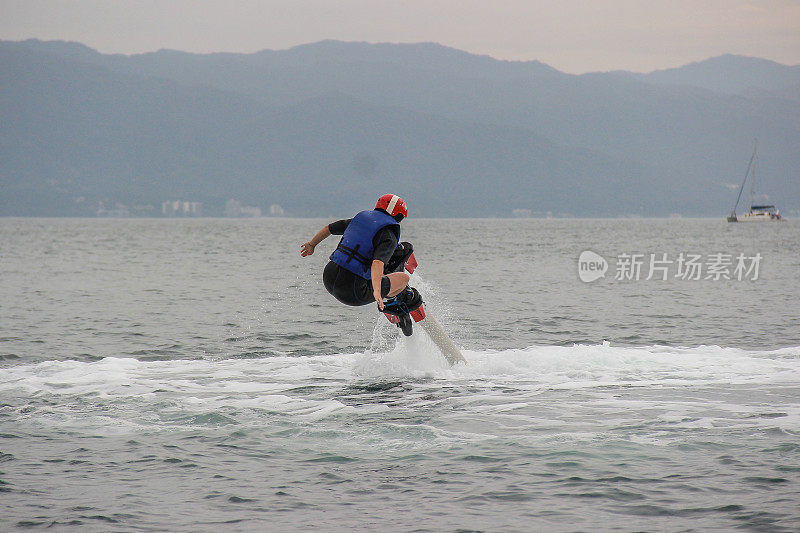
[375,194,408,219]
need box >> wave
[1,341,799,439]
[3,341,799,395]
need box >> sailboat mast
[748,139,758,211]
[730,139,757,216]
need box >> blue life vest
[330,210,400,279]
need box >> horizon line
[4,36,799,75]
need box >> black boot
[395,286,423,312]
[385,242,414,274]
[381,286,423,337]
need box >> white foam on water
[3,343,799,399]
[356,328,453,379]
[457,342,800,386]
[1,342,798,445]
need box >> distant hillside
[1,40,798,217]
[636,54,800,96]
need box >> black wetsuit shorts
[323,261,392,306]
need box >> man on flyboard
[300,194,425,335]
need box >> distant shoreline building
[162,200,202,217]
[225,199,261,217]
[95,201,156,217]
[96,201,130,218]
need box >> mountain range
[1,39,798,217]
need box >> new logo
[578,250,608,282]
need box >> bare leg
[384,272,410,297]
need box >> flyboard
[380,250,466,366]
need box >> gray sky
[2,0,799,73]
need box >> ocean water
[1,217,799,532]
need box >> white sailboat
[727,140,783,222]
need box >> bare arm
[300,225,331,256]
[371,260,385,310]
